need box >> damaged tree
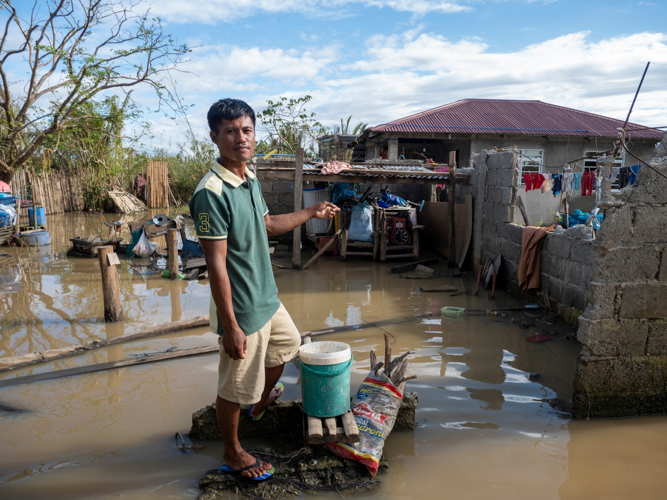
[0,0,189,183]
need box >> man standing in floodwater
[189,98,339,480]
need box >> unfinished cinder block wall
[474,150,594,324]
[572,154,667,418]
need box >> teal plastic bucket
[299,341,353,418]
[28,206,46,227]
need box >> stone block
[559,284,574,308]
[625,160,667,204]
[272,182,294,194]
[483,236,502,259]
[501,239,522,263]
[620,282,667,320]
[486,170,498,186]
[486,152,515,170]
[493,203,511,223]
[487,187,501,204]
[573,356,666,395]
[570,240,594,264]
[577,318,649,357]
[572,389,667,419]
[660,250,667,282]
[497,222,523,244]
[647,321,667,355]
[483,203,494,222]
[540,252,559,276]
[591,245,660,282]
[582,282,618,320]
[503,258,519,282]
[596,205,634,247]
[572,288,589,312]
[632,205,667,245]
[499,186,513,205]
[565,261,590,290]
[546,234,572,259]
[497,169,518,188]
[483,219,497,240]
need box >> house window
[519,149,543,183]
[583,151,624,191]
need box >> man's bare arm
[264,201,339,237]
[200,239,247,360]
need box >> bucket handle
[299,356,353,377]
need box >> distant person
[189,98,338,480]
[134,174,146,201]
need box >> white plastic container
[298,341,351,366]
[303,187,332,235]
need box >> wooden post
[98,245,124,322]
[448,151,457,269]
[292,148,304,269]
[167,228,179,280]
[475,265,482,295]
[14,197,20,233]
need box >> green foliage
[256,96,325,156]
[330,115,368,135]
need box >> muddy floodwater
[1,212,666,499]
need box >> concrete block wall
[476,150,593,324]
[572,155,667,419]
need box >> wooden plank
[292,148,304,269]
[390,258,438,274]
[302,229,342,270]
[341,411,359,440]
[307,415,324,442]
[448,151,457,269]
[418,285,457,292]
[324,417,337,437]
[184,257,207,270]
[344,251,374,256]
[0,345,219,388]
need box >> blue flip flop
[221,457,275,481]
[248,382,284,421]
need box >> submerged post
[14,197,20,233]
[293,147,304,269]
[98,245,124,322]
[448,151,457,269]
[167,228,179,280]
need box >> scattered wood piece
[390,258,438,274]
[305,410,361,445]
[450,290,466,297]
[517,196,530,226]
[0,345,219,388]
[0,316,210,373]
[300,313,434,339]
[302,229,342,270]
[108,190,147,214]
[418,285,457,293]
[324,417,337,437]
[384,334,392,375]
[307,414,323,441]
[341,411,360,441]
[184,257,207,270]
[396,375,417,385]
[373,362,383,376]
[370,350,377,369]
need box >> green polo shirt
[189,160,280,336]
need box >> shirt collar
[211,159,256,188]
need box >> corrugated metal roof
[370,99,663,139]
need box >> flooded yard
[1,213,666,499]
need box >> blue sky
[6,1,667,149]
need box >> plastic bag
[327,370,403,475]
[132,230,158,258]
[348,203,373,242]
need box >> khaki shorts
[217,302,301,404]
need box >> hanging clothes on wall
[618,166,631,189]
[552,173,562,197]
[629,164,641,185]
[531,172,544,190]
[524,173,533,191]
[581,171,594,195]
[611,167,620,184]
[540,174,553,194]
[573,172,583,191]
[562,171,574,193]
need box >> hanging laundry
[618,166,630,189]
[552,174,562,197]
[581,171,594,196]
[629,164,641,185]
[611,167,620,183]
[594,174,602,203]
[540,174,553,194]
[531,172,544,190]
[524,173,533,191]
[562,171,574,193]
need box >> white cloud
[143,30,667,148]
[151,0,469,24]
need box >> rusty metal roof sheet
[370,99,663,139]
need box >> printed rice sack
[327,370,403,474]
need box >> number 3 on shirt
[199,213,210,233]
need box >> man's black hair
[207,98,256,133]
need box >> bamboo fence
[146,161,169,208]
[10,169,85,221]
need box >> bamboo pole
[167,228,179,279]
[292,148,304,269]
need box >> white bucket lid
[299,341,351,366]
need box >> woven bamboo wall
[146,161,169,208]
[10,169,85,219]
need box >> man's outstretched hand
[310,201,340,220]
[222,325,247,360]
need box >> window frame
[518,149,544,185]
